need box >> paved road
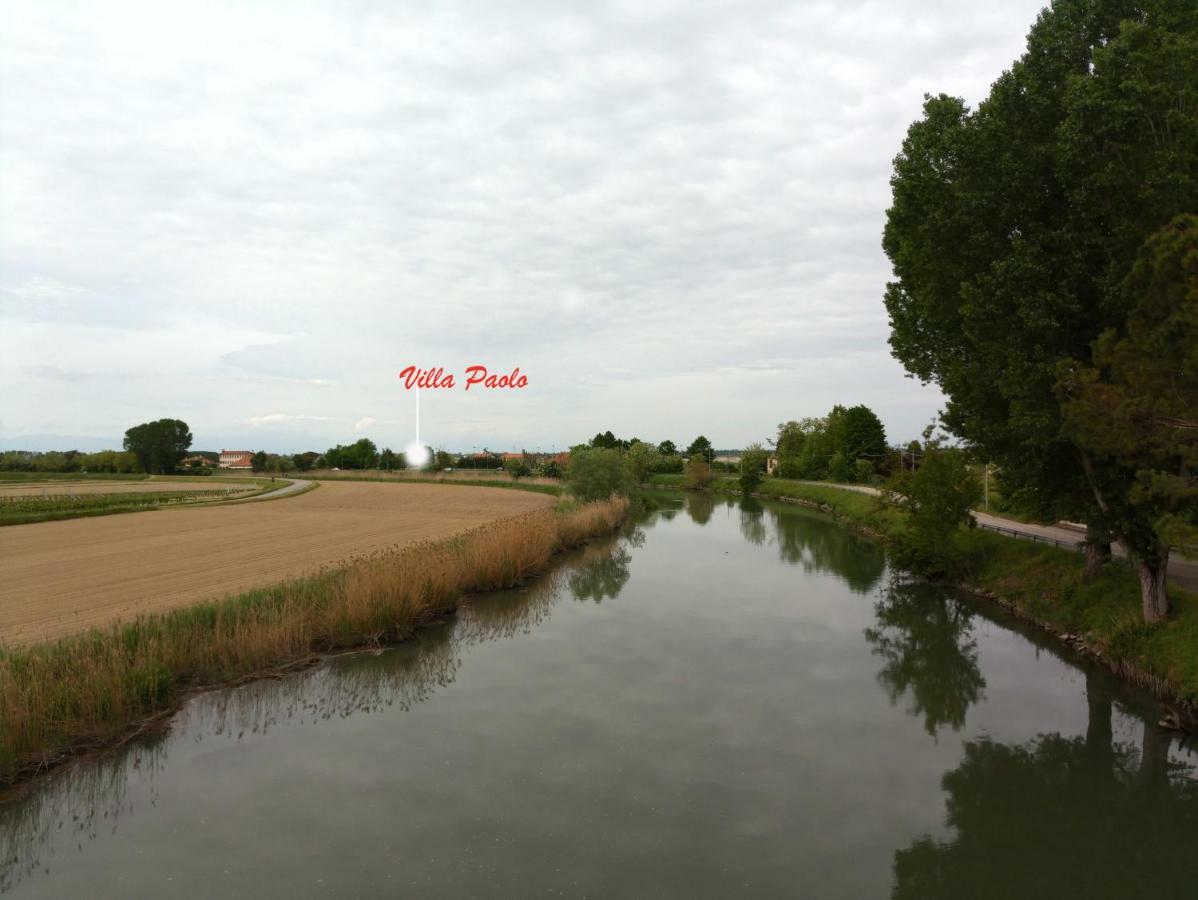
[223,478,314,503]
[795,480,1198,591]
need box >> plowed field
[0,481,553,645]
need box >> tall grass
[0,497,628,787]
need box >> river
[2,493,1196,898]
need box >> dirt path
[0,481,553,646]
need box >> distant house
[181,455,213,468]
[767,456,779,475]
[219,450,254,469]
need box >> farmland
[0,479,254,497]
[0,481,553,646]
[0,478,268,526]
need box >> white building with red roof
[218,450,254,469]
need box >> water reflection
[0,533,629,894]
[893,725,1198,898]
[864,579,986,736]
[769,505,886,594]
[738,497,768,546]
[684,492,715,525]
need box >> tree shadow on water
[864,578,986,737]
[769,504,886,594]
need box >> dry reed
[0,497,628,787]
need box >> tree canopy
[883,0,1198,620]
[123,418,192,474]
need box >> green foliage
[854,458,875,484]
[657,440,677,456]
[739,443,769,493]
[324,438,379,470]
[886,447,983,577]
[251,450,269,472]
[293,451,320,472]
[883,0,1198,618]
[683,455,712,490]
[590,430,629,450]
[270,455,295,474]
[625,441,659,485]
[1058,216,1198,561]
[686,435,714,463]
[775,404,886,480]
[565,447,633,502]
[123,419,192,474]
[503,457,530,479]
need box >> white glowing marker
[404,387,430,468]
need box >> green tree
[565,448,633,502]
[683,455,712,490]
[270,455,295,474]
[1057,216,1198,619]
[379,448,398,471]
[503,457,530,479]
[883,0,1198,621]
[841,405,887,464]
[886,442,984,577]
[251,450,269,473]
[686,435,714,463]
[657,439,677,456]
[739,442,769,493]
[123,418,192,474]
[625,441,659,485]
[590,431,627,450]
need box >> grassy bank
[650,473,1198,709]
[0,497,627,787]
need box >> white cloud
[1,0,1047,450]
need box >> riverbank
[0,497,628,788]
[649,474,1198,716]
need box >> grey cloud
[1,0,1047,449]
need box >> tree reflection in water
[893,723,1198,899]
[864,579,986,736]
[739,497,768,546]
[769,505,886,594]
[684,492,716,525]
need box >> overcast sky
[1,0,1047,453]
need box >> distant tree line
[774,404,887,483]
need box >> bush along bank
[648,473,1198,720]
[0,497,628,789]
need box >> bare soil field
[0,481,553,646]
[0,480,256,497]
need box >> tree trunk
[1083,525,1112,581]
[1136,546,1171,623]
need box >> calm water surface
[3,494,1197,898]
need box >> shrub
[566,447,633,501]
[885,447,983,577]
[683,456,712,490]
[739,443,769,493]
[853,458,874,484]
